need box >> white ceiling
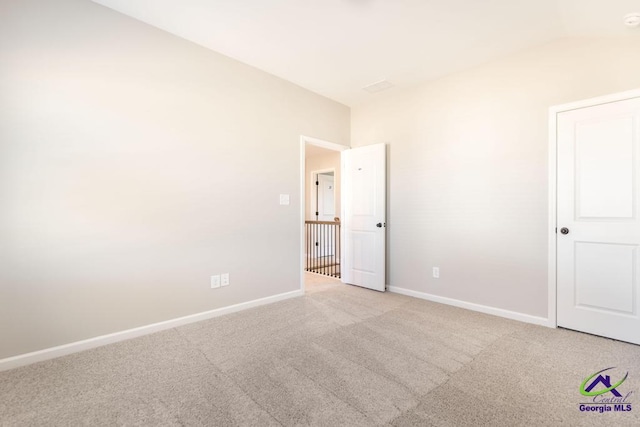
[92,0,640,106]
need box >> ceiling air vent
[624,13,640,27]
[362,79,394,93]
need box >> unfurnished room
[1,0,640,425]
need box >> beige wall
[352,36,640,319]
[305,150,341,221]
[0,0,349,359]
[3,2,639,361]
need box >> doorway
[300,136,347,293]
[549,89,640,345]
[300,136,387,294]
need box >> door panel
[575,116,634,219]
[557,96,640,345]
[342,143,386,291]
[574,242,636,314]
[351,231,376,273]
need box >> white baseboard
[0,289,304,372]
[388,286,553,328]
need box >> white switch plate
[211,275,221,288]
[432,267,440,279]
[279,194,290,205]
[221,273,230,287]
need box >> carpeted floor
[1,273,639,426]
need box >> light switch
[279,194,290,205]
[211,275,221,288]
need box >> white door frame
[547,88,640,329]
[300,135,349,292]
[309,168,336,221]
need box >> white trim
[549,88,640,115]
[547,88,640,330]
[0,289,303,372]
[389,286,553,327]
[548,108,558,328]
[299,135,349,294]
[301,136,349,152]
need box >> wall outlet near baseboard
[221,273,230,286]
[211,275,221,288]
[432,267,440,279]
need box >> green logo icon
[580,367,628,397]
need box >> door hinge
[315,181,319,186]
[315,211,319,216]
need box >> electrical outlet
[211,275,221,288]
[432,267,440,279]
[221,273,230,287]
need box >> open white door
[556,95,640,345]
[341,143,386,291]
[317,173,335,221]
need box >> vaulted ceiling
[92,0,640,106]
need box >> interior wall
[0,0,349,359]
[351,36,640,319]
[305,149,342,221]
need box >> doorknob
[376,223,383,228]
[560,227,569,235]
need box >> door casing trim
[300,136,349,293]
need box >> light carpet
[1,273,639,426]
